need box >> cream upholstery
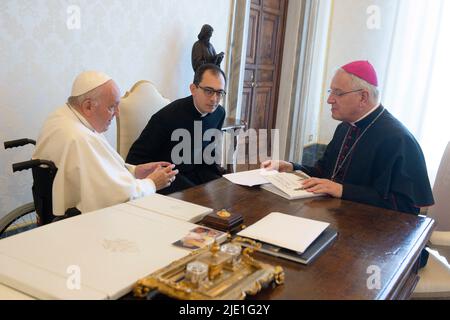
[414,248,450,299]
[116,81,170,159]
[413,142,450,299]
[428,142,450,233]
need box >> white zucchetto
[71,71,112,97]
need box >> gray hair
[67,86,103,107]
[340,68,380,105]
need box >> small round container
[185,261,208,284]
[220,243,242,265]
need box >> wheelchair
[0,139,80,239]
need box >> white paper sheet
[223,169,278,186]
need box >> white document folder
[0,203,199,300]
[127,193,213,223]
[237,212,330,254]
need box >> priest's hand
[135,162,172,179]
[260,160,293,172]
[301,178,343,198]
[146,165,179,191]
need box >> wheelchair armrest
[13,159,56,173]
[4,138,36,149]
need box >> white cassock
[33,105,155,215]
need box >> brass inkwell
[133,239,284,300]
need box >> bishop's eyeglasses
[327,88,363,97]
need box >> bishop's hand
[260,160,293,172]
[301,178,343,198]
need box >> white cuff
[125,163,136,176]
[139,178,156,195]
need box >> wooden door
[239,0,287,169]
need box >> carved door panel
[240,0,287,169]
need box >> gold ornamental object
[133,240,284,300]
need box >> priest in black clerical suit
[262,60,434,215]
[126,64,226,194]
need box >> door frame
[225,0,307,160]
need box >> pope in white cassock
[33,71,178,215]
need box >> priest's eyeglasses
[327,88,363,97]
[197,85,227,99]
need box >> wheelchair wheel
[0,203,39,239]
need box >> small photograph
[191,226,222,238]
[173,227,223,250]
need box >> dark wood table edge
[377,217,435,299]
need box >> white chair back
[413,142,450,299]
[428,142,450,231]
[116,81,170,159]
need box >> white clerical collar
[66,103,96,132]
[350,103,381,126]
[193,101,209,118]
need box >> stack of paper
[127,193,213,223]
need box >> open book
[237,212,337,264]
[0,195,216,299]
[0,204,209,299]
[261,171,323,200]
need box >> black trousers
[419,248,429,269]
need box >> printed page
[264,172,313,198]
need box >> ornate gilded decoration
[217,209,231,218]
[133,240,284,300]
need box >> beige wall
[273,0,398,162]
[318,0,398,143]
[0,0,232,218]
[274,0,304,159]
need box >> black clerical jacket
[294,105,434,215]
[126,95,225,178]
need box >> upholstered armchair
[413,142,450,299]
[116,80,170,159]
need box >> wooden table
[169,178,434,300]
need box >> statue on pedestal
[191,24,224,72]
